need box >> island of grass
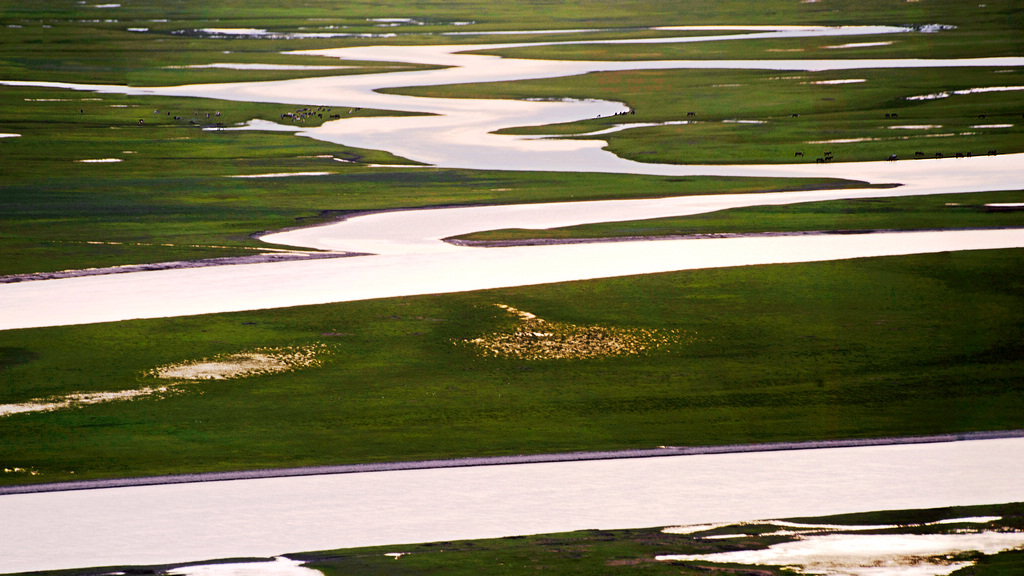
[448,190,1024,245]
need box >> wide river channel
[1,25,1023,573]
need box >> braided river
[2,24,1024,573]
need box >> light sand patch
[810,78,866,84]
[906,86,1024,100]
[75,158,122,163]
[169,63,352,71]
[459,304,695,360]
[204,119,301,133]
[660,518,1019,576]
[0,133,20,138]
[229,172,332,178]
[0,386,174,417]
[657,531,1024,576]
[808,137,882,144]
[1,346,327,417]
[822,41,893,49]
[149,345,326,380]
[167,557,323,576]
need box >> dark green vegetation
[961,550,1024,576]
[3,249,1024,485]
[452,190,1024,243]
[395,65,1024,165]
[18,502,1023,576]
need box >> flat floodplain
[1,0,1023,573]
[2,249,1023,484]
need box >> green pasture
[452,190,1024,243]
[395,66,1024,164]
[2,0,1022,86]
[3,248,1023,485]
[474,3,1024,62]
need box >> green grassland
[393,65,1024,165]
[451,190,1024,243]
[1,0,1023,492]
[0,85,868,276]
[3,249,1023,485]
[471,0,1024,61]
[3,0,1022,276]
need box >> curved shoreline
[4,429,1021,496]
[444,226,1024,248]
[0,251,363,285]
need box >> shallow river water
[1,437,1023,573]
[2,26,1024,329]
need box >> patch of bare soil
[148,345,327,380]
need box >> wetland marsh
[1,0,1023,573]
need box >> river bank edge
[5,429,1022,496]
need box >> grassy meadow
[1,0,1023,490]
[452,190,1024,243]
[396,65,1024,165]
[3,249,1024,484]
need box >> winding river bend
[2,27,1024,329]
[2,25,1023,573]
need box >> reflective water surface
[1,438,1022,573]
